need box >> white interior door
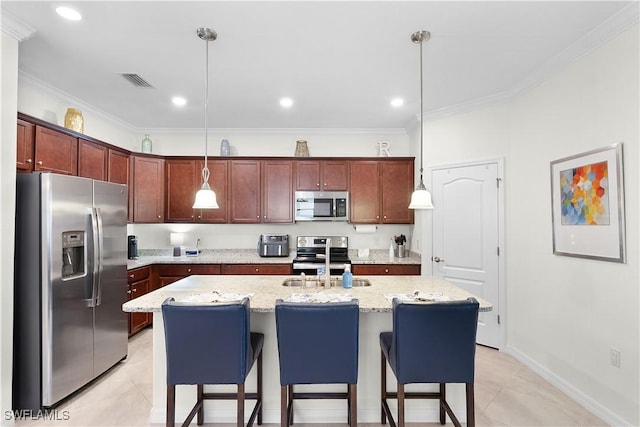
[432,162,502,348]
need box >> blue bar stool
[275,299,359,427]
[380,297,479,427]
[162,297,263,427]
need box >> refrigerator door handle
[95,208,104,306]
[89,207,100,308]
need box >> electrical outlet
[610,348,621,368]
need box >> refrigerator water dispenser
[62,231,85,279]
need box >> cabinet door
[128,278,150,336]
[351,264,421,275]
[132,156,165,223]
[229,160,261,223]
[295,161,321,190]
[165,159,197,222]
[349,161,380,223]
[222,264,292,275]
[381,160,414,224]
[16,119,35,172]
[34,126,78,175]
[107,149,131,222]
[262,160,293,223]
[196,160,228,223]
[78,138,108,181]
[322,160,348,190]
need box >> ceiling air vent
[120,73,154,88]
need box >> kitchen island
[123,274,491,424]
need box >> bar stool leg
[166,385,175,427]
[466,383,475,427]
[349,384,357,427]
[197,384,204,425]
[397,383,405,427]
[288,385,294,425]
[381,350,387,424]
[280,386,287,427]
[439,383,446,424]
[257,352,263,425]
[237,384,245,427]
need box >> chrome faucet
[324,238,331,288]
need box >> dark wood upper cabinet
[107,148,131,222]
[196,160,228,223]
[78,138,108,181]
[132,155,165,223]
[380,161,414,224]
[262,160,293,223]
[34,126,78,175]
[295,160,348,191]
[16,119,35,172]
[349,161,381,223]
[350,159,414,224]
[165,159,197,222]
[229,160,261,223]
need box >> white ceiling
[2,1,637,132]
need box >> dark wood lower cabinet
[222,263,292,275]
[351,264,421,275]
[127,267,151,336]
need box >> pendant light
[192,27,219,209]
[408,30,434,210]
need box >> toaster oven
[257,234,289,257]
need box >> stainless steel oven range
[292,235,351,276]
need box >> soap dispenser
[342,264,353,289]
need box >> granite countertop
[127,249,421,270]
[122,274,491,313]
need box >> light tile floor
[14,328,607,427]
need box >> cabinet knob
[197,215,200,219]
[255,268,259,272]
[383,215,387,219]
[157,215,161,219]
[129,274,134,278]
[26,159,32,163]
[37,161,43,165]
[187,268,191,273]
[127,290,131,294]
[385,269,389,273]
[132,289,137,293]
[376,216,379,219]
[316,183,320,187]
[324,182,327,186]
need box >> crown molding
[146,127,408,136]
[19,71,138,133]
[1,10,36,41]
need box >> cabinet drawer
[351,264,421,275]
[155,264,221,276]
[222,263,291,275]
[127,266,150,283]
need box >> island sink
[282,277,371,287]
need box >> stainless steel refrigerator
[13,172,128,410]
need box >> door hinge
[496,177,502,188]
[497,246,500,256]
[497,315,501,325]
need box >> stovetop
[293,235,350,264]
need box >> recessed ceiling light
[56,6,82,21]
[172,97,187,107]
[280,97,294,108]
[390,98,404,108]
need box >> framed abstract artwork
[550,143,626,263]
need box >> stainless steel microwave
[294,191,349,221]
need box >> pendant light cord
[202,36,210,183]
[419,35,424,183]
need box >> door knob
[432,256,445,263]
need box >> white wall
[0,31,19,422]
[414,24,639,425]
[507,24,639,425]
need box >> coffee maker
[127,235,138,259]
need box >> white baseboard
[504,345,631,427]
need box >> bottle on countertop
[342,264,353,289]
[389,242,394,258]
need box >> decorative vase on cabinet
[64,108,84,133]
[141,134,153,153]
[295,140,309,157]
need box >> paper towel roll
[354,225,377,234]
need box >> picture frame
[550,143,626,263]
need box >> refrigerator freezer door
[92,180,128,376]
[44,174,95,406]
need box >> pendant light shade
[409,30,434,210]
[192,27,219,209]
